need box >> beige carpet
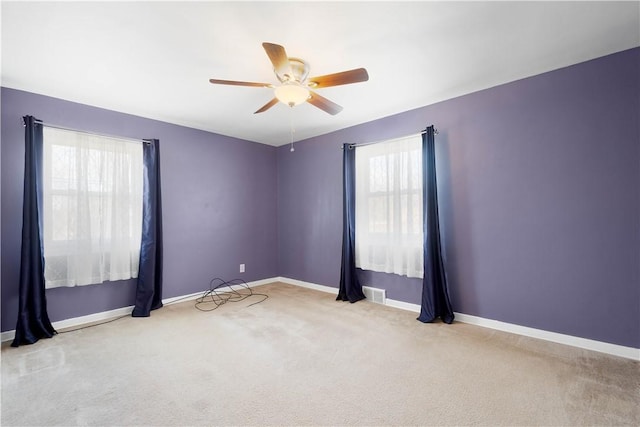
[2,282,639,426]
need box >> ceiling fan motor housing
[277,57,310,84]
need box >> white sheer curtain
[42,127,143,288]
[355,134,423,278]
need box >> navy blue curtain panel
[337,144,365,303]
[12,116,57,347]
[418,126,454,324]
[132,139,164,317]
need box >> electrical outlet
[239,263,245,273]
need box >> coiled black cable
[195,277,268,311]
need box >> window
[355,135,423,278]
[42,127,143,288]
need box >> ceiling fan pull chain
[289,107,295,152]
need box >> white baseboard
[276,276,338,294]
[1,305,134,344]
[385,298,421,313]
[1,277,279,344]
[451,312,640,361]
[277,277,640,361]
[4,276,638,361]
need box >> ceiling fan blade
[209,78,272,88]
[254,98,279,114]
[262,42,292,79]
[307,91,343,115]
[307,68,369,88]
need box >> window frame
[354,135,424,279]
[41,126,144,288]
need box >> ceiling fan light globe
[275,83,310,107]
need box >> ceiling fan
[209,42,369,115]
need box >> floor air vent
[362,286,386,305]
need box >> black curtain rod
[343,127,438,150]
[22,117,150,144]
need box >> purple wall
[1,88,278,331]
[277,48,640,348]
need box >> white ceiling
[2,1,639,147]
